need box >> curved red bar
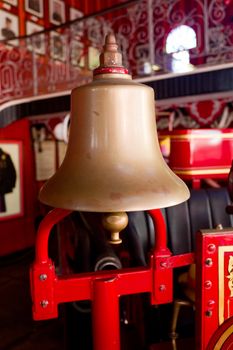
[35,208,72,264]
[148,209,167,253]
[35,208,167,264]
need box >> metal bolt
[40,300,49,308]
[207,244,216,253]
[159,284,166,291]
[39,274,47,281]
[205,258,213,267]
[205,310,212,317]
[207,300,215,308]
[160,262,167,268]
[204,280,212,289]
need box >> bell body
[39,72,189,212]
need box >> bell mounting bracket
[30,208,194,349]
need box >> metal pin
[39,274,47,281]
[40,300,49,308]
[160,262,167,268]
[205,310,212,317]
[207,244,216,253]
[204,280,212,289]
[205,258,213,267]
[159,285,166,291]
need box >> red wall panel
[0,118,38,256]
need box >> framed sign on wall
[0,140,23,221]
[70,7,84,37]
[25,0,44,18]
[0,10,19,42]
[50,30,66,61]
[49,0,65,25]
[26,21,45,54]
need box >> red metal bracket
[30,208,194,350]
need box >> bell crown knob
[99,33,123,67]
[103,33,118,51]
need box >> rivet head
[159,285,166,291]
[207,244,216,253]
[204,280,212,289]
[39,274,47,281]
[40,300,49,308]
[160,262,167,268]
[205,258,213,267]
[207,300,215,308]
[205,310,212,317]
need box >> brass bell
[39,34,189,217]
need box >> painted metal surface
[160,128,233,180]
[30,208,194,349]
[196,228,233,350]
[31,205,233,349]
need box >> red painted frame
[30,208,194,350]
[196,228,233,350]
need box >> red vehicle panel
[159,129,233,180]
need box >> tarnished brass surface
[99,33,123,68]
[39,34,189,212]
[102,212,128,244]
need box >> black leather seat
[124,187,233,265]
[165,187,233,253]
